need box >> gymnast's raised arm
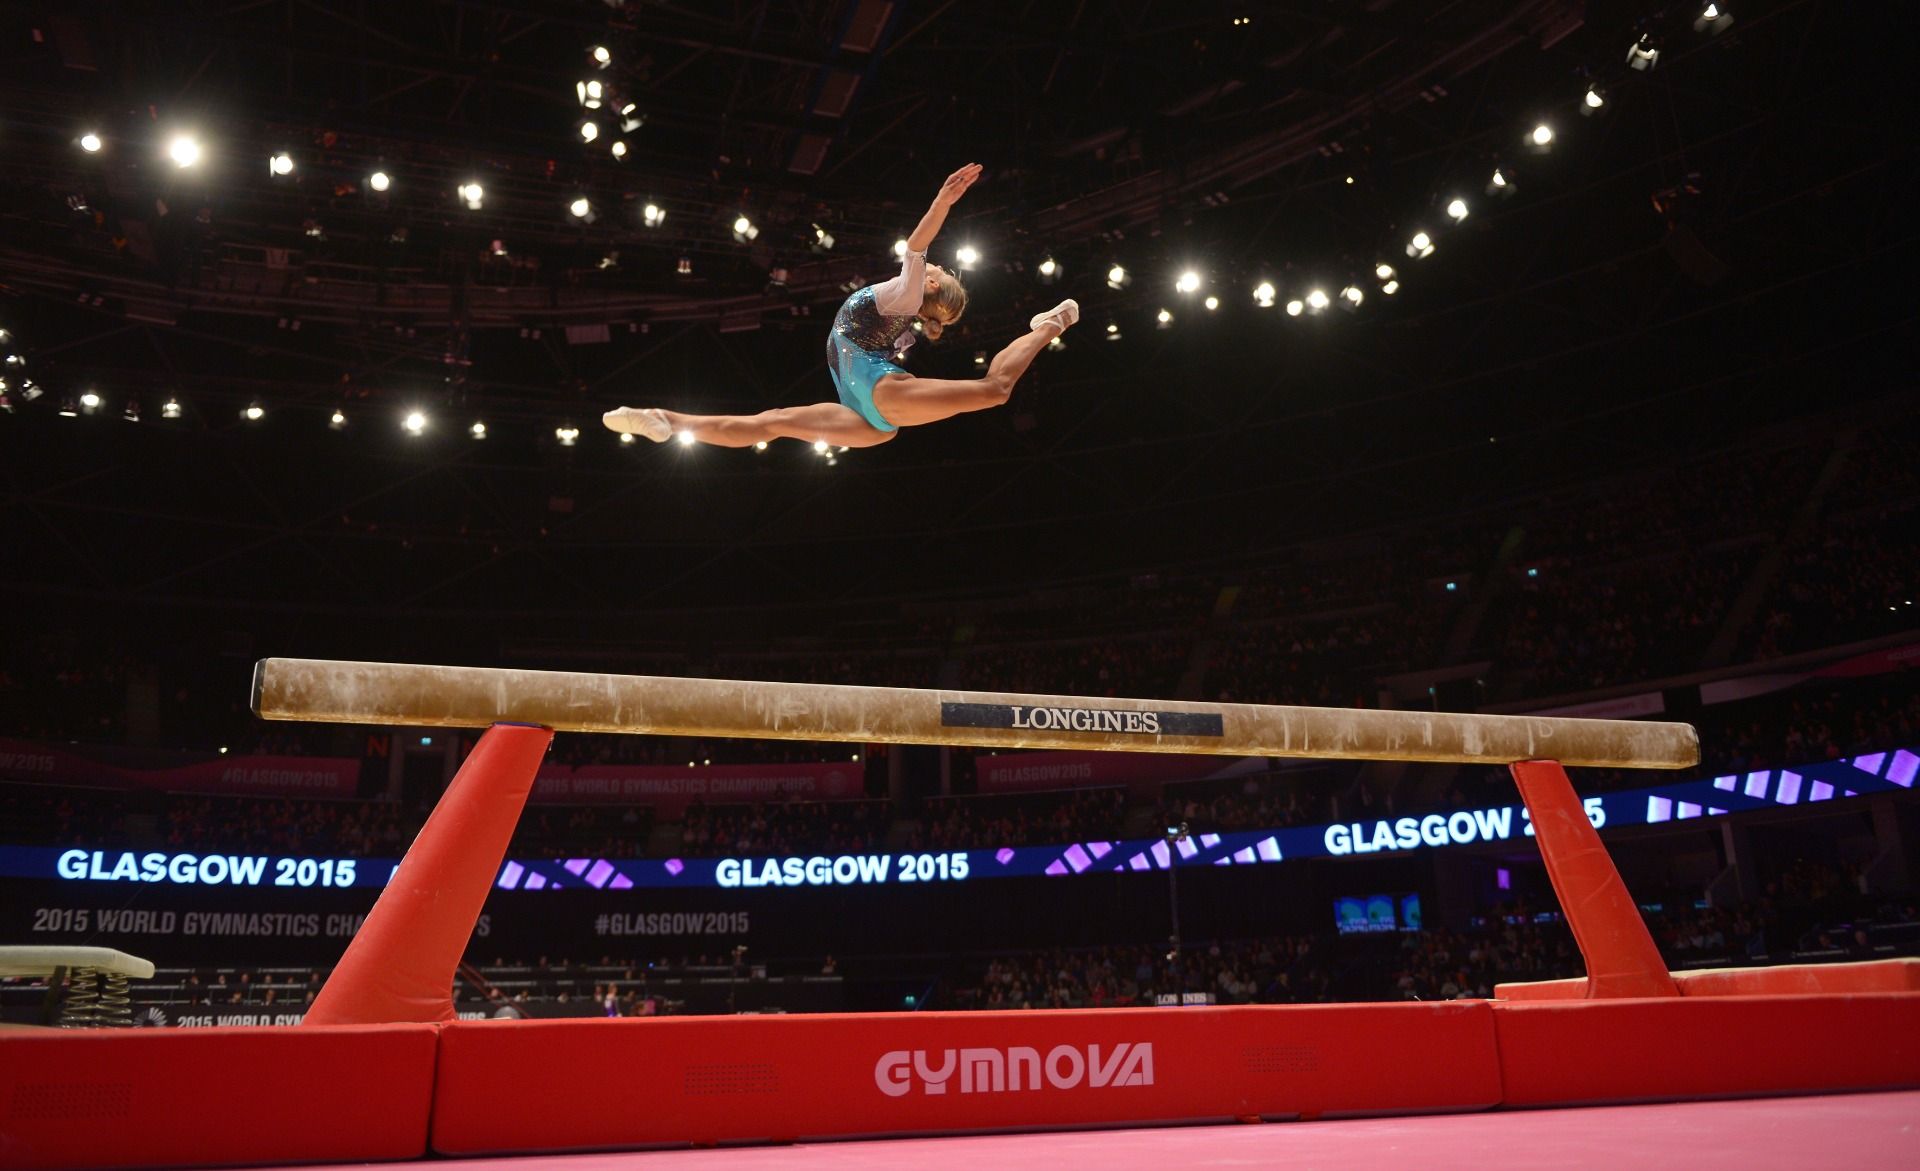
[905,163,981,253]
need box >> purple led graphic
[1852,753,1886,777]
[1776,772,1802,804]
[1233,846,1256,864]
[1087,841,1113,860]
[663,858,684,877]
[1045,860,1069,876]
[1200,834,1221,848]
[1714,775,1738,793]
[586,860,616,889]
[995,847,1016,865]
[1175,836,1199,860]
[1708,807,1726,816]
[1889,751,1917,788]
[1150,840,1171,868]
[563,858,592,877]
[497,861,525,890]
[525,872,548,890]
[1648,795,1673,823]
[1810,780,1834,802]
[1744,772,1771,798]
[1256,836,1282,862]
[1128,854,1151,871]
[610,874,634,890]
[1064,844,1093,873]
[1214,857,1232,865]
[1677,801,1702,819]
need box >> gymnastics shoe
[1030,298,1080,334]
[602,406,672,442]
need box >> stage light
[329,409,347,429]
[58,396,77,417]
[403,410,427,435]
[167,134,203,168]
[1627,34,1660,70]
[973,350,988,366]
[676,256,692,275]
[955,245,979,268]
[369,170,391,192]
[1105,322,1122,341]
[610,140,627,159]
[1382,280,1400,295]
[1204,296,1219,311]
[1253,281,1276,307]
[162,397,182,419]
[577,79,604,108]
[1340,285,1364,309]
[643,203,665,226]
[1106,264,1130,289]
[1046,336,1065,351]
[1487,168,1514,197]
[733,215,759,242]
[1306,288,1330,312]
[569,197,592,219]
[1175,270,1201,294]
[894,238,909,257]
[1530,123,1555,147]
[813,439,829,454]
[459,182,484,209]
[591,44,612,67]
[1693,5,1732,34]
[580,121,600,142]
[1447,198,1470,222]
[1375,264,1396,282]
[1407,230,1436,259]
[1157,308,1173,327]
[80,390,101,413]
[243,401,265,422]
[269,152,294,176]
[754,441,768,452]
[619,103,642,132]
[1285,299,1304,316]
[79,133,102,153]
[470,421,487,439]
[556,425,580,447]
[1038,257,1059,281]
[1583,86,1607,114]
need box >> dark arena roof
[0,0,1912,648]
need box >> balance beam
[251,657,1697,769]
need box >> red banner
[972,750,1247,794]
[529,761,864,811]
[0,737,360,798]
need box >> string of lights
[0,5,1742,458]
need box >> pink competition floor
[269,1091,1920,1171]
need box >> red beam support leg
[304,723,553,1026]
[1509,759,1678,999]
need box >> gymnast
[603,163,1079,448]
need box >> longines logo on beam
[875,1044,1155,1097]
[941,702,1224,737]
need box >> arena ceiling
[0,0,1912,635]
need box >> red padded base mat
[0,1023,437,1169]
[432,1003,1502,1154]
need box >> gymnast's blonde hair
[918,269,968,339]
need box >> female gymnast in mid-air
[603,163,1079,448]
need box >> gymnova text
[1323,798,1605,856]
[875,1043,1154,1096]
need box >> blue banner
[3,745,1910,892]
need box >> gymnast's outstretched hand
[934,163,982,208]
